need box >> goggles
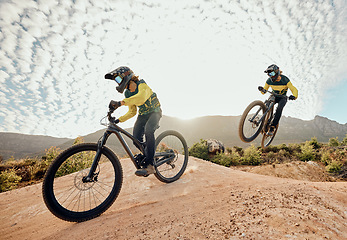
[115,76,123,84]
[267,71,276,77]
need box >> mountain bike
[238,90,291,149]
[42,107,189,222]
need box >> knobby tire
[154,130,189,183]
[42,143,123,222]
[239,100,266,143]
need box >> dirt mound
[1,157,346,239]
[232,160,337,182]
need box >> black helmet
[105,66,134,93]
[264,64,280,82]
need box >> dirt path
[1,157,346,240]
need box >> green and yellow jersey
[118,80,161,122]
[262,75,298,98]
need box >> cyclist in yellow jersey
[258,64,298,135]
[105,66,162,177]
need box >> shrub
[241,145,261,166]
[309,137,321,149]
[288,143,301,153]
[328,137,340,147]
[278,149,290,158]
[297,141,316,162]
[264,151,276,164]
[0,169,22,192]
[263,145,279,153]
[326,161,342,173]
[55,150,94,177]
[212,152,240,167]
[73,136,85,145]
[42,146,61,164]
[189,139,209,160]
[232,146,244,156]
[278,143,290,152]
[320,149,331,165]
[341,134,347,146]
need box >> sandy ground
[0,157,346,240]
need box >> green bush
[288,143,302,153]
[297,141,316,162]
[212,151,240,167]
[308,137,321,149]
[326,161,342,173]
[73,136,85,145]
[55,150,94,177]
[0,169,22,192]
[329,137,340,147]
[278,149,290,158]
[341,134,347,146]
[278,143,290,152]
[232,146,244,156]
[240,145,261,166]
[264,151,276,164]
[262,145,279,153]
[42,146,61,164]
[320,149,331,165]
[188,139,209,160]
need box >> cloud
[0,0,346,138]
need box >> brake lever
[107,110,115,122]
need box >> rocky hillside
[0,132,71,160]
[1,115,346,160]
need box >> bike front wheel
[42,143,123,222]
[239,100,266,142]
[154,130,189,183]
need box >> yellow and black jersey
[263,75,298,98]
[118,79,161,122]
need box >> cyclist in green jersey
[105,66,162,176]
[258,64,298,135]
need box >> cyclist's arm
[287,81,298,99]
[261,83,270,95]
[118,105,137,122]
[123,83,153,106]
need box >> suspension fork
[83,131,111,182]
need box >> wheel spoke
[239,101,266,143]
[43,143,123,222]
[154,131,188,183]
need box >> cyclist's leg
[144,111,162,166]
[133,115,147,148]
[271,97,287,127]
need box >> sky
[0,0,346,138]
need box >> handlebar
[107,109,116,124]
[262,89,294,100]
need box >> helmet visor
[267,71,276,77]
[115,76,123,84]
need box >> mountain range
[0,115,346,160]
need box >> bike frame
[84,123,144,181]
[249,91,286,128]
[249,98,275,126]
[84,113,175,181]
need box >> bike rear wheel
[154,130,188,183]
[239,100,266,142]
[42,143,123,222]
